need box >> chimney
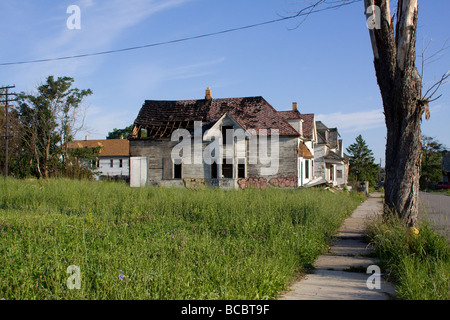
[292,102,298,112]
[205,87,212,100]
[85,135,88,141]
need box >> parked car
[436,182,450,189]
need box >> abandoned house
[128,88,318,189]
[312,121,349,186]
[67,137,130,181]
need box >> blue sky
[1,0,449,166]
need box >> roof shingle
[132,97,300,137]
[67,139,129,157]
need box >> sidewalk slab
[281,270,395,300]
[328,238,374,256]
[314,255,379,271]
[279,192,396,300]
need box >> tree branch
[423,71,450,101]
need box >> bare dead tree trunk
[365,0,424,226]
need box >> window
[238,163,245,179]
[174,163,182,179]
[110,159,114,168]
[119,159,123,168]
[305,160,310,179]
[237,158,245,179]
[337,170,343,179]
[222,158,233,178]
[211,162,218,179]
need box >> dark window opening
[211,162,218,179]
[305,160,309,179]
[110,159,114,168]
[174,163,182,179]
[119,159,123,168]
[222,159,233,179]
[238,163,245,179]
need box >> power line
[0,0,361,67]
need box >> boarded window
[174,164,182,179]
[163,158,173,180]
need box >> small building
[67,137,130,180]
[128,88,315,189]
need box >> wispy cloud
[316,108,385,133]
[5,0,191,92]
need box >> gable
[203,113,250,140]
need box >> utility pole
[0,85,18,177]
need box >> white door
[130,157,148,187]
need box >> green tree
[106,125,133,139]
[18,76,92,179]
[346,135,379,187]
[420,136,447,189]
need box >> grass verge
[366,215,449,300]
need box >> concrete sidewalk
[278,192,396,300]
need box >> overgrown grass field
[0,178,364,300]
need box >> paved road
[419,191,450,241]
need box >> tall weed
[0,178,363,300]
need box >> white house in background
[67,137,130,180]
[312,121,349,187]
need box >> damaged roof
[278,111,315,140]
[324,149,345,163]
[131,96,300,138]
[299,114,315,139]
